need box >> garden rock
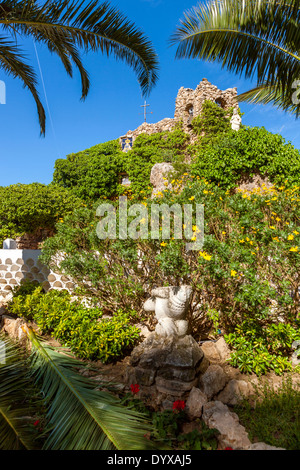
[202,400,251,450]
[150,162,174,198]
[126,333,205,398]
[198,364,229,399]
[201,337,231,364]
[246,442,285,450]
[185,386,208,418]
[216,379,253,406]
[1,315,28,345]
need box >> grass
[234,375,300,450]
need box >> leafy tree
[0,0,159,134]
[171,0,300,116]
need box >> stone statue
[230,108,241,131]
[144,285,192,337]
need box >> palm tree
[0,0,159,134]
[171,0,300,117]
[0,329,160,450]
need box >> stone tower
[174,78,239,131]
[120,78,240,147]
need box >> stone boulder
[217,379,254,406]
[202,401,251,450]
[198,364,229,399]
[150,162,174,198]
[1,315,28,346]
[201,337,231,364]
[126,333,205,398]
[185,386,208,419]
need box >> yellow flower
[191,236,197,241]
[276,217,281,222]
[222,231,226,235]
[231,270,237,277]
[239,239,245,243]
[160,241,167,247]
[269,226,275,230]
[293,230,299,235]
[287,234,294,240]
[199,251,212,261]
[189,196,195,201]
[290,246,298,252]
[272,237,280,242]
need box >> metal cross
[140,100,153,122]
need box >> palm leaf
[0,35,46,134]
[26,327,157,450]
[0,334,41,450]
[171,0,300,106]
[0,0,159,97]
[237,82,300,116]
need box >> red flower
[130,384,140,394]
[224,447,233,450]
[172,400,185,412]
[33,420,40,427]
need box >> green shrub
[225,321,300,375]
[0,183,83,245]
[9,288,140,363]
[190,126,300,189]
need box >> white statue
[144,285,192,337]
[230,108,241,131]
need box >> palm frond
[171,0,300,101]
[26,327,157,450]
[238,82,300,116]
[0,0,159,98]
[0,35,46,133]
[0,334,41,450]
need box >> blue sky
[0,0,299,187]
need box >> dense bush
[9,287,140,363]
[52,127,190,201]
[190,125,300,189]
[0,183,82,245]
[53,140,126,201]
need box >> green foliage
[53,140,126,201]
[0,332,157,450]
[225,321,300,375]
[190,126,300,189]
[52,128,189,201]
[152,409,218,450]
[235,377,300,450]
[0,183,82,245]
[9,288,140,363]
[191,100,233,137]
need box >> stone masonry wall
[120,78,240,146]
[0,248,75,296]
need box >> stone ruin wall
[120,78,240,146]
[174,78,239,132]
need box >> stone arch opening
[215,97,227,109]
[185,104,194,126]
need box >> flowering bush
[40,176,300,374]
